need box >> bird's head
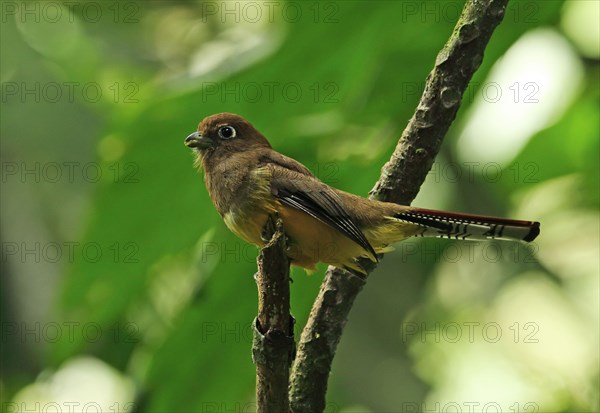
[184,113,271,159]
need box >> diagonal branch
[289,0,510,411]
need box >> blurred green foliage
[1,1,598,412]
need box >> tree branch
[289,1,509,411]
[252,216,294,413]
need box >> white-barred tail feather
[395,208,540,243]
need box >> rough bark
[253,217,294,413]
[289,1,510,412]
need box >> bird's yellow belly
[223,207,270,247]
[224,200,368,272]
[278,205,367,271]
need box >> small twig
[289,1,510,411]
[253,216,294,413]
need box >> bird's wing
[259,153,377,261]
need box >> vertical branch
[289,1,510,412]
[253,216,294,413]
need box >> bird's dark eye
[218,126,236,139]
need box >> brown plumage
[185,113,540,274]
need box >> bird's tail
[395,207,540,243]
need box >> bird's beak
[184,131,214,149]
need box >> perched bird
[185,113,539,274]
